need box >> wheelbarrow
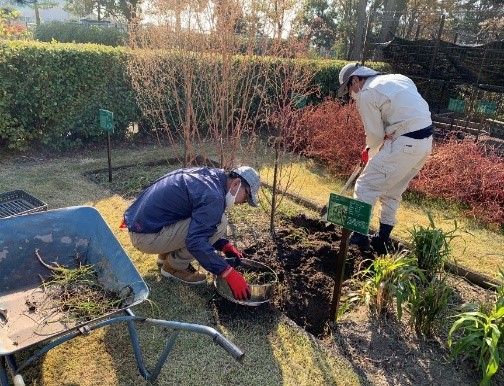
[0,206,244,386]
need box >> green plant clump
[240,268,276,285]
[348,251,422,317]
[407,276,452,337]
[448,270,504,386]
[409,212,457,281]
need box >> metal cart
[0,206,243,386]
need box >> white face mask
[225,181,241,209]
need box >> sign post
[99,109,114,183]
[326,193,372,320]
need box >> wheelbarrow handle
[213,334,245,362]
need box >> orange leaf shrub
[411,140,504,226]
[298,100,366,176]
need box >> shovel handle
[340,164,364,195]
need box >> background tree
[12,0,56,26]
[0,5,26,36]
[293,0,338,55]
[64,0,142,23]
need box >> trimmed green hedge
[0,41,138,150]
[0,40,388,151]
[34,21,127,47]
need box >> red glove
[222,242,244,260]
[221,267,250,300]
[360,147,370,166]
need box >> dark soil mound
[243,214,374,336]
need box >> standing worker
[338,63,433,254]
[121,166,261,300]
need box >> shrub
[34,21,127,47]
[297,101,504,227]
[298,100,366,176]
[0,39,387,151]
[0,40,139,150]
[411,140,504,227]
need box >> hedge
[34,21,127,47]
[0,41,138,150]
[0,40,389,151]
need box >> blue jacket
[124,167,229,275]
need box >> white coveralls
[354,74,433,226]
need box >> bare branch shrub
[127,0,273,167]
[259,41,318,233]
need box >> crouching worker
[121,166,261,300]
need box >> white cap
[232,166,260,207]
[338,63,382,97]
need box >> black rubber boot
[370,223,394,255]
[349,232,370,251]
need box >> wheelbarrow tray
[0,206,149,355]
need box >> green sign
[292,93,307,110]
[448,98,465,113]
[326,193,372,234]
[99,109,114,133]
[475,101,496,116]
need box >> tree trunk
[269,143,279,235]
[386,0,408,40]
[34,0,41,26]
[379,0,396,41]
[405,10,418,39]
[176,10,181,31]
[349,0,367,60]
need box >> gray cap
[337,63,381,97]
[232,166,260,207]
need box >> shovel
[339,163,365,195]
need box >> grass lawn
[0,144,362,386]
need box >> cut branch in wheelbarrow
[33,249,128,324]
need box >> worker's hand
[222,242,244,260]
[360,147,370,166]
[221,267,250,300]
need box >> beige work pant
[129,214,228,270]
[355,135,432,226]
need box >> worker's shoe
[370,223,394,256]
[349,232,370,252]
[157,253,169,266]
[161,261,206,284]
